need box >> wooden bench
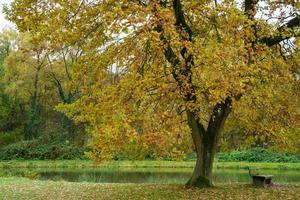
[248,167,273,187]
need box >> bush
[0,129,23,148]
[0,135,86,160]
[216,148,300,163]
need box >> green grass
[214,162,300,170]
[1,161,300,199]
[1,160,300,170]
[0,177,299,200]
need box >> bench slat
[252,175,273,178]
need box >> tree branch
[260,15,300,46]
[207,97,232,135]
[172,0,193,40]
[244,0,259,20]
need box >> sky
[0,0,14,30]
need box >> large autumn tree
[7,0,300,187]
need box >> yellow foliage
[7,0,300,161]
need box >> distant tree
[46,45,83,139]
[0,29,24,133]
[2,32,50,139]
[1,31,84,141]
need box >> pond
[34,168,300,184]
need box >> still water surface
[37,168,300,184]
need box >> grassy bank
[0,177,299,200]
[1,161,300,199]
[1,160,300,170]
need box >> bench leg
[265,178,272,186]
[252,177,272,187]
[253,179,264,187]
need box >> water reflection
[37,168,300,184]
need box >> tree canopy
[5,0,300,187]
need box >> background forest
[0,29,87,160]
[0,29,299,162]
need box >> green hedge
[0,136,86,160]
[216,148,300,163]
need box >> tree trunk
[157,0,233,187]
[25,68,41,140]
[186,98,231,187]
[186,144,215,187]
[62,115,74,139]
[185,112,215,187]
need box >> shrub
[216,148,300,163]
[0,135,87,160]
[0,129,23,148]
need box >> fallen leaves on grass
[0,178,299,200]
